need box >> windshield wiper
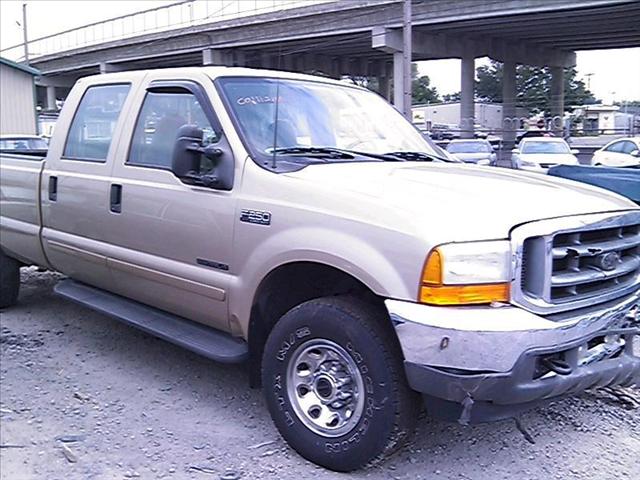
[270,147,354,159]
[270,146,403,162]
[383,151,452,162]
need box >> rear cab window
[63,84,131,162]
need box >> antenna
[271,78,281,170]
[270,45,283,170]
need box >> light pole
[22,3,29,64]
[402,0,412,119]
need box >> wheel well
[247,262,383,387]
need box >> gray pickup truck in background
[1,67,638,471]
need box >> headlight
[419,240,512,305]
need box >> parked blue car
[548,165,640,205]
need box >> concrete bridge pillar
[392,51,405,112]
[202,48,233,66]
[46,86,57,111]
[377,60,392,102]
[371,26,409,113]
[550,66,564,135]
[281,54,294,72]
[257,51,269,69]
[502,60,517,156]
[500,60,520,168]
[233,51,246,67]
[99,62,124,74]
[460,54,475,139]
[313,54,332,77]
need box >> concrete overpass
[11,0,640,141]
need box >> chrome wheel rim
[286,339,365,438]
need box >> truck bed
[0,153,48,266]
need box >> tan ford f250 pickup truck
[1,67,639,471]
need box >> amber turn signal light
[419,249,510,305]
[419,283,510,305]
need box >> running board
[54,279,248,363]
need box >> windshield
[521,141,570,154]
[217,77,440,166]
[0,137,48,150]
[446,142,491,153]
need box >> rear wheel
[261,296,420,471]
[0,250,20,308]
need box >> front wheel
[261,296,420,471]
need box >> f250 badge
[240,209,271,226]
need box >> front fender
[228,225,422,338]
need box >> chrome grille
[512,211,640,314]
[549,224,640,303]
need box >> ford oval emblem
[595,251,621,271]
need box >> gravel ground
[1,269,639,480]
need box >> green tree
[412,63,439,104]
[475,61,597,114]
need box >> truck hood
[285,162,636,242]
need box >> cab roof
[81,66,364,90]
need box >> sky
[1,0,639,103]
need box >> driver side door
[105,79,236,331]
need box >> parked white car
[591,137,640,167]
[512,137,579,173]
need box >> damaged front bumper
[386,291,640,424]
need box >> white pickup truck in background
[1,67,638,471]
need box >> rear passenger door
[106,78,235,332]
[41,80,136,291]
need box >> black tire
[262,296,420,471]
[0,250,20,309]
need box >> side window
[621,141,637,154]
[605,141,623,153]
[64,84,131,161]
[128,90,218,170]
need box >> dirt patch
[1,269,638,480]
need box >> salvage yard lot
[1,269,639,480]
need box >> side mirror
[170,124,232,190]
[631,149,640,157]
[511,148,519,154]
[171,124,204,178]
[570,149,580,155]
